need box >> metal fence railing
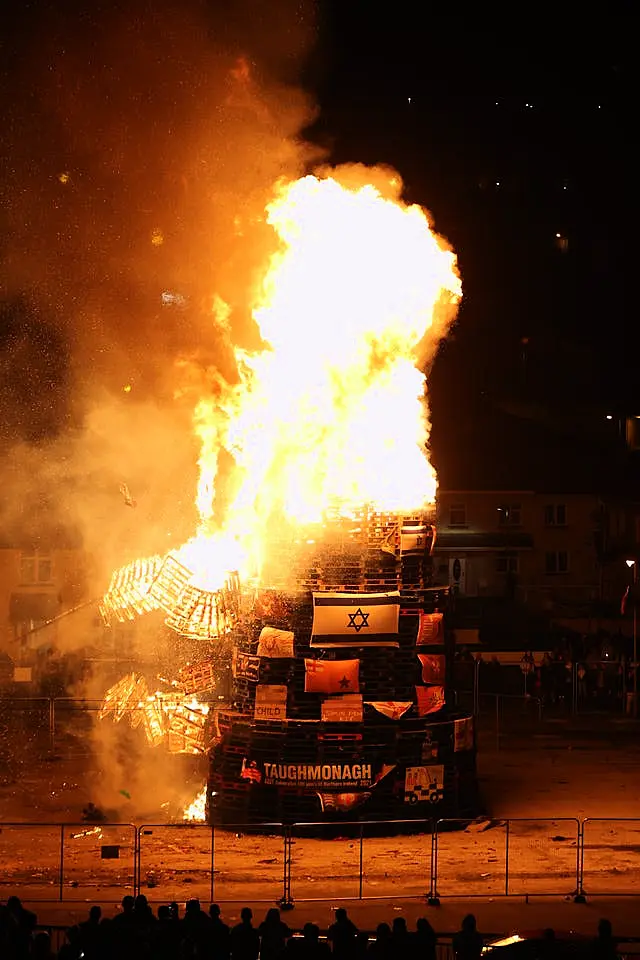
[4,816,640,905]
[0,822,136,902]
[581,818,640,897]
[454,659,632,718]
[431,818,580,901]
[0,697,106,756]
[0,679,635,764]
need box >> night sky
[0,0,636,490]
[311,3,636,489]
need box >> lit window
[498,504,521,526]
[19,549,53,584]
[449,504,467,527]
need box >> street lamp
[627,560,637,718]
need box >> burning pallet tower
[97,169,468,823]
[208,507,478,823]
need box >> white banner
[311,591,400,647]
[257,626,295,658]
[321,695,363,723]
[400,523,428,556]
[254,684,287,721]
[403,765,444,804]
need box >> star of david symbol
[347,607,370,632]
[339,675,351,689]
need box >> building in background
[435,489,640,646]
[2,483,639,672]
[0,530,153,690]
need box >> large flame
[183,785,207,822]
[174,169,460,591]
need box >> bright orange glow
[175,171,460,590]
[104,168,461,616]
[183,785,207,821]
[99,673,211,754]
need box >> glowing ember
[183,785,207,822]
[70,827,103,840]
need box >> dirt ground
[2,714,640,907]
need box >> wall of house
[0,546,91,663]
[435,490,603,614]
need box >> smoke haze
[0,0,322,586]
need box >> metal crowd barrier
[431,818,580,903]
[4,816,640,905]
[454,659,631,718]
[0,822,136,903]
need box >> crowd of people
[454,643,637,712]
[0,895,621,960]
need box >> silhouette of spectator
[209,903,231,959]
[415,917,437,960]
[391,916,411,954]
[577,663,587,701]
[354,931,370,958]
[285,922,330,958]
[153,905,180,960]
[130,892,156,948]
[182,898,211,954]
[111,895,135,932]
[328,907,358,958]
[58,925,83,960]
[452,913,483,960]
[6,896,36,932]
[368,922,392,958]
[78,905,102,959]
[591,918,618,960]
[258,907,291,959]
[96,916,115,960]
[109,893,147,959]
[134,893,155,918]
[32,930,54,960]
[540,928,559,960]
[6,896,37,959]
[230,906,260,960]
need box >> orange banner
[304,658,360,694]
[418,653,445,684]
[417,612,444,644]
[415,684,445,716]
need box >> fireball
[106,167,461,607]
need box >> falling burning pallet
[99,510,436,640]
